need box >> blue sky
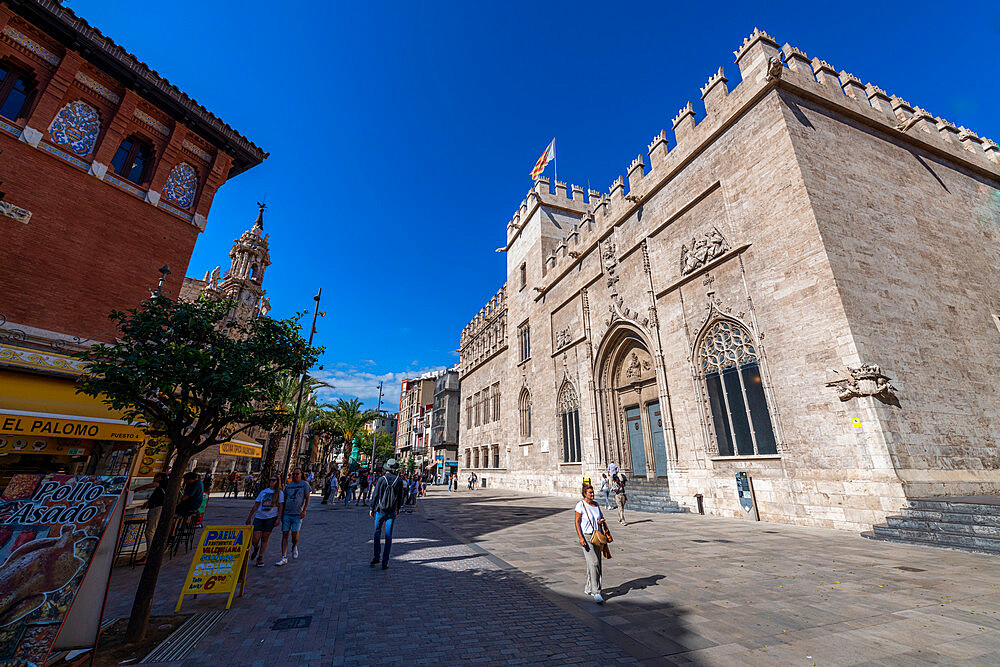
[73,0,999,410]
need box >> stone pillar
[91,90,140,178]
[147,123,187,204]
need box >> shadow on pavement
[603,574,666,600]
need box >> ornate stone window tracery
[558,381,582,463]
[697,320,777,457]
[518,388,532,439]
[49,101,100,156]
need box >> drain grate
[272,615,312,631]
[141,610,227,663]
[895,566,926,572]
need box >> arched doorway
[595,325,669,479]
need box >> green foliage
[357,430,395,464]
[325,398,381,445]
[75,294,323,457]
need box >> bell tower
[219,202,271,321]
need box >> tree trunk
[123,449,193,643]
[260,430,283,490]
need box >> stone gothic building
[458,29,1000,533]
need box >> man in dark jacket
[369,459,405,570]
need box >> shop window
[0,63,32,121]
[110,135,152,185]
[699,320,777,456]
[558,381,582,463]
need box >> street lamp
[281,288,323,479]
[369,381,384,470]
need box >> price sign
[175,525,251,611]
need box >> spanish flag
[530,139,556,181]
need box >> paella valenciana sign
[176,525,252,611]
[0,474,127,666]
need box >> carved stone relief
[826,364,898,403]
[554,327,572,350]
[602,242,619,291]
[680,227,730,275]
[0,201,32,224]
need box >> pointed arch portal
[595,323,669,479]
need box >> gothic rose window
[49,101,100,155]
[558,381,582,463]
[518,388,531,439]
[698,320,777,456]
[161,162,198,208]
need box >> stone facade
[458,29,1000,532]
[395,374,438,466]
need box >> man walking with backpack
[370,459,406,570]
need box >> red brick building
[0,0,266,342]
[0,0,266,484]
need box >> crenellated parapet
[459,283,508,375]
[508,26,1000,289]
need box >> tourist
[599,473,612,509]
[225,470,239,498]
[344,472,357,507]
[338,472,350,501]
[370,458,406,570]
[612,473,628,526]
[276,467,311,565]
[175,472,203,519]
[607,461,619,478]
[574,482,610,604]
[358,470,369,504]
[247,474,283,567]
[322,471,334,504]
[243,472,255,498]
[203,471,214,494]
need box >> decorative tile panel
[158,200,194,222]
[0,117,21,138]
[104,172,145,198]
[49,101,100,156]
[2,25,61,65]
[0,344,89,374]
[0,201,32,224]
[182,139,212,162]
[161,162,197,209]
[75,71,120,104]
[133,108,170,136]
[38,141,89,170]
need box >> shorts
[282,514,302,532]
[252,516,277,533]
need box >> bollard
[695,493,704,515]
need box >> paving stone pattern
[423,488,1000,665]
[104,492,635,666]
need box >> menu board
[175,525,251,611]
[0,474,127,665]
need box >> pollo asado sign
[0,475,127,666]
[176,525,251,611]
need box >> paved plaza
[106,488,1000,665]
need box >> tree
[75,295,321,642]
[259,372,330,482]
[357,430,395,466]
[326,398,380,449]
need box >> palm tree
[327,398,381,469]
[260,372,331,481]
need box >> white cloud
[313,365,448,411]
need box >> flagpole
[553,138,557,188]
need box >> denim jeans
[373,511,396,566]
[344,487,355,506]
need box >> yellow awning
[220,439,263,458]
[0,369,145,443]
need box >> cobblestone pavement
[104,491,636,666]
[420,488,1000,665]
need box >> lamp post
[369,381,383,469]
[154,265,171,295]
[281,288,323,479]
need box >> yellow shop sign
[0,413,145,442]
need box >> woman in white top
[246,474,284,567]
[574,482,607,604]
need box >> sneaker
[593,593,604,604]
[256,558,264,567]
[622,522,628,526]
[370,558,379,566]
[292,546,299,559]
[381,563,389,570]
[275,557,288,566]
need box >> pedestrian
[599,473,613,509]
[175,472,203,520]
[574,482,610,604]
[203,471,214,494]
[307,470,315,485]
[137,472,167,561]
[370,459,406,570]
[344,472,356,507]
[276,467,311,566]
[226,470,238,498]
[358,470,370,504]
[322,471,334,504]
[338,472,350,502]
[612,473,628,526]
[247,473,283,567]
[607,461,619,478]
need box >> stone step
[886,516,1000,537]
[898,508,1000,527]
[866,525,1000,555]
[906,500,1000,516]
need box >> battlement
[525,27,1000,286]
[460,283,507,346]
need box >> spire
[252,200,266,234]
